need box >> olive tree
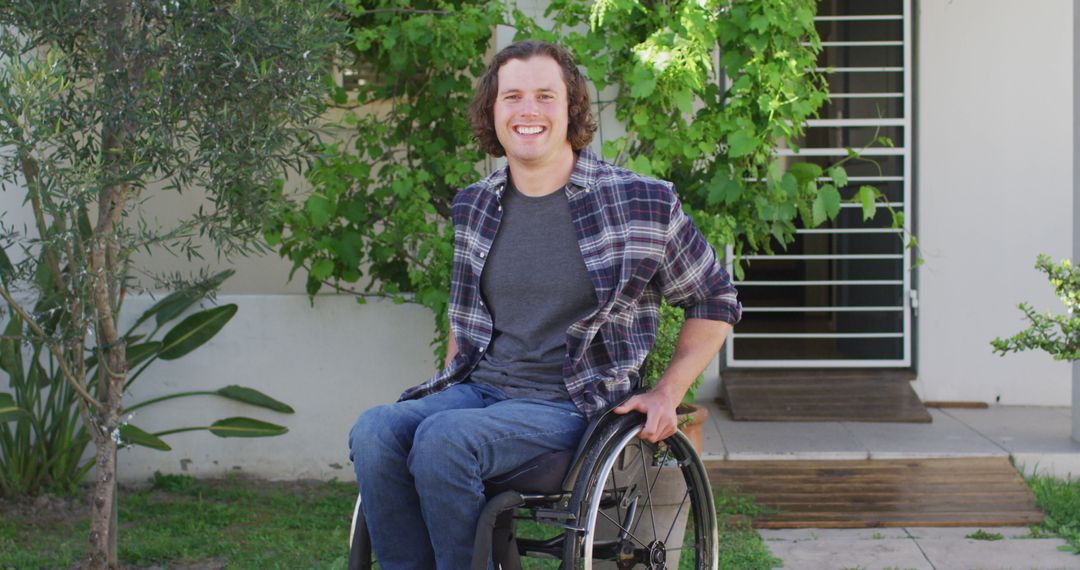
[0,1,341,567]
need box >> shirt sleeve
[654,188,742,325]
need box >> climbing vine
[267,0,907,364]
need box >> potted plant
[640,301,710,453]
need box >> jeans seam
[480,425,584,448]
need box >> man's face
[493,55,571,167]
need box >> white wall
[914,0,1075,405]
[113,294,437,482]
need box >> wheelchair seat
[484,448,575,495]
[349,403,719,570]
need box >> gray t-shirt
[468,182,598,400]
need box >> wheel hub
[646,539,666,568]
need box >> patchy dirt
[0,490,90,528]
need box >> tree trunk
[86,430,118,569]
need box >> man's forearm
[444,327,459,369]
[650,318,733,406]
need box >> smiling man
[348,40,741,569]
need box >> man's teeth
[516,126,543,135]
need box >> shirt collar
[481,147,602,198]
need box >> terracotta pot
[676,402,709,454]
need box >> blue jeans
[348,383,587,570]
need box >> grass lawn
[0,472,355,569]
[0,472,780,569]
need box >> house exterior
[1,0,1076,481]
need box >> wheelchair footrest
[534,508,581,531]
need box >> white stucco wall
[113,294,437,482]
[914,0,1075,405]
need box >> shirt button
[479,251,486,258]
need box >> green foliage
[268,0,503,365]
[1027,474,1080,554]
[964,529,1004,541]
[0,273,293,496]
[991,254,1080,362]
[639,302,704,404]
[0,4,339,561]
[270,0,909,367]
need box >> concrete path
[760,527,1079,570]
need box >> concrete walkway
[698,403,1080,569]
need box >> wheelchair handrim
[580,426,642,567]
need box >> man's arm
[613,318,732,443]
[444,325,459,369]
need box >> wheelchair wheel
[348,493,375,570]
[563,416,718,569]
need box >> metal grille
[726,0,913,367]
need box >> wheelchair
[347,403,719,569]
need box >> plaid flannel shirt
[399,148,741,419]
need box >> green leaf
[0,392,28,422]
[128,270,234,332]
[780,173,799,197]
[305,193,334,228]
[156,270,233,327]
[828,166,848,188]
[158,304,238,361]
[216,385,295,413]
[812,184,841,226]
[0,245,13,286]
[727,129,757,158]
[126,341,162,369]
[0,312,22,377]
[672,89,694,115]
[629,66,656,99]
[310,259,334,281]
[857,186,878,221]
[788,162,822,185]
[208,417,289,438]
[120,423,172,451]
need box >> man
[348,40,741,569]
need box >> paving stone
[846,409,1008,458]
[713,410,868,459]
[759,528,910,542]
[914,532,1080,570]
[943,408,1080,455]
[762,534,932,570]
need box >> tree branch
[0,285,103,415]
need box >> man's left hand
[612,390,679,443]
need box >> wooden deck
[706,457,1044,528]
[720,371,932,423]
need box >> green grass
[964,529,1004,541]
[1026,473,1080,554]
[1,474,781,569]
[0,472,355,569]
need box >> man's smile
[513,125,546,136]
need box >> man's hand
[613,389,679,443]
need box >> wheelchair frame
[349,410,719,569]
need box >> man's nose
[520,96,540,116]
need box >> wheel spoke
[636,439,659,541]
[664,487,691,544]
[598,506,648,549]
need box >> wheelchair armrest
[559,395,646,492]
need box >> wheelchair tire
[562,413,719,569]
[348,493,375,570]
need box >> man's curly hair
[469,41,597,157]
